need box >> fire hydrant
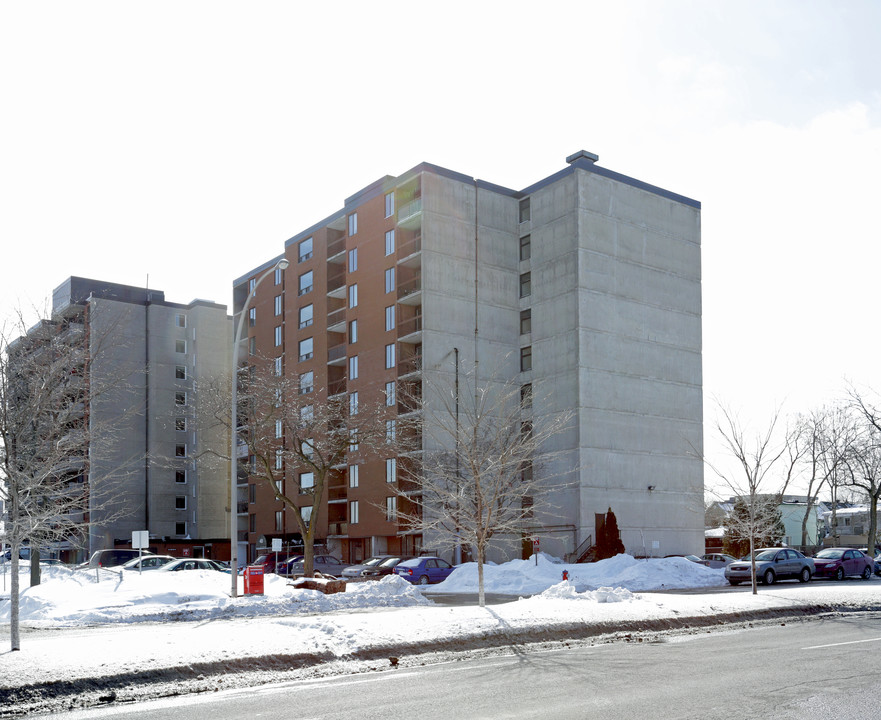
[562,569,569,581]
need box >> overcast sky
[2,1,880,495]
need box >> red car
[811,548,874,580]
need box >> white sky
[2,1,880,495]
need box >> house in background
[706,495,825,553]
[820,505,881,551]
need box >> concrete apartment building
[235,150,703,565]
[10,278,232,562]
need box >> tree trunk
[477,543,486,608]
[10,546,21,651]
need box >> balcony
[397,234,422,268]
[327,522,348,537]
[237,502,249,514]
[326,230,346,262]
[328,377,347,397]
[397,197,423,229]
[327,306,346,333]
[328,484,348,502]
[327,343,346,366]
[398,354,422,378]
[397,276,422,306]
[327,269,346,298]
[398,314,422,343]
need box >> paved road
[54,612,881,720]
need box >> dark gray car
[283,554,347,577]
[724,548,814,585]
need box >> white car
[121,555,176,571]
[155,558,227,573]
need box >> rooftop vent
[566,150,599,165]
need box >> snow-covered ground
[1,554,879,714]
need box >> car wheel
[418,575,429,586]
[861,566,872,580]
[762,569,775,585]
[799,567,811,583]
[727,579,740,586]
[835,567,845,581]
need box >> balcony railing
[398,315,422,337]
[327,344,346,364]
[327,307,346,329]
[326,232,346,259]
[397,234,422,260]
[398,354,422,377]
[328,485,348,502]
[397,197,422,225]
[327,522,348,536]
[398,277,422,301]
[327,270,345,294]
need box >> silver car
[701,553,737,569]
[724,548,814,586]
[284,555,347,577]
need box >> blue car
[394,557,455,585]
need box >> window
[249,308,256,327]
[350,500,360,524]
[275,266,284,285]
[519,197,531,223]
[349,391,359,416]
[275,419,283,439]
[249,278,257,293]
[349,319,358,344]
[175,470,187,484]
[385,192,395,218]
[521,383,532,409]
[175,417,186,432]
[249,483,256,503]
[348,355,359,380]
[299,337,313,361]
[348,248,358,272]
[385,306,395,331]
[175,339,186,354]
[299,304,313,328]
[274,326,283,347]
[384,268,395,294]
[349,428,359,452]
[274,449,284,471]
[299,370,314,394]
[519,272,531,298]
[175,496,187,510]
[386,458,396,483]
[176,522,187,536]
[386,496,397,522]
[249,514,256,532]
[298,237,313,262]
[249,337,256,356]
[301,506,312,524]
[299,270,313,296]
[520,309,531,335]
[274,295,283,316]
[301,405,314,423]
[175,313,186,328]
[275,511,283,533]
[349,464,359,488]
[300,472,314,492]
[175,391,187,406]
[348,283,358,308]
[175,444,186,457]
[274,356,283,376]
[348,212,358,236]
[385,229,395,256]
[385,343,396,369]
[520,345,532,372]
[302,438,314,457]
[386,419,396,442]
[385,381,396,406]
[175,365,186,380]
[520,234,531,261]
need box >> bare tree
[1,309,136,651]
[203,357,398,578]
[707,402,794,594]
[842,387,881,554]
[395,364,574,607]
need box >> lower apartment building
[9,277,232,562]
[233,150,704,565]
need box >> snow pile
[429,553,725,595]
[538,582,635,603]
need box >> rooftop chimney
[566,150,599,165]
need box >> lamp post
[230,257,289,597]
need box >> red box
[243,565,264,595]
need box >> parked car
[664,554,710,567]
[250,552,298,575]
[87,549,152,569]
[811,548,874,580]
[155,558,226,573]
[700,553,737,569]
[394,557,455,585]
[121,555,176,571]
[724,548,815,585]
[283,555,347,577]
[359,556,413,579]
[341,556,391,579]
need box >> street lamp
[230,257,289,597]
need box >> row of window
[257,496,397,533]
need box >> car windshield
[815,549,845,559]
[753,550,779,561]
